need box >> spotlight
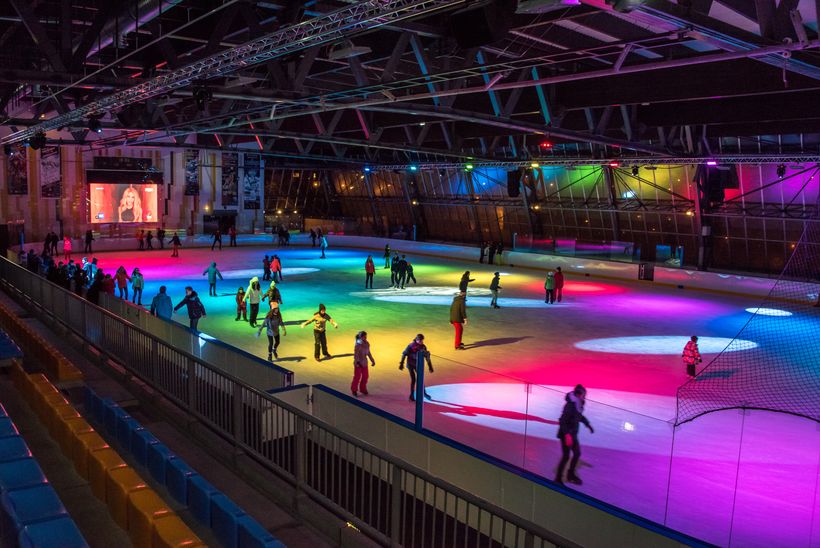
[87,117,102,133]
[27,132,46,150]
[465,163,474,171]
[530,162,539,168]
[609,161,620,168]
[631,166,639,176]
[364,166,371,173]
[409,165,418,172]
[705,160,718,166]
[776,164,786,178]
[539,140,552,149]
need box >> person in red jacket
[682,335,702,378]
[554,266,565,302]
[102,273,116,296]
[114,266,131,300]
[351,331,376,397]
[364,255,375,289]
[271,255,283,283]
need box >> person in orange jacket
[682,335,702,378]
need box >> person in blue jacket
[149,286,173,320]
[202,261,223,297]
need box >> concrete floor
[67,242,820,547]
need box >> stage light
[276,209,283,214]
[631,166,639,176]
[27,132,46,150]
[622,190,636,199]
[409,165,418,171]
[87,117,102,133]
[539,140,552,149]
[705,160,718,166]
[312,181,320,187]
[685,210,694,216]
[530,162,539,168]
[465,164,474,171]
[193,85,212,111]
[364,166,371,172]
[776,164,786,178]
[411,199,418,205]
[609,161,620,168]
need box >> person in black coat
[396,255,409,289]
[458,271,475,293]
[174,287,207,331]
[555,384,594,486]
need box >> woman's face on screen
[125,190,135,207]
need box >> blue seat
[102,403,129,437]
[0,418,19,439]
[188,475,221,526]
[18,516,89,548]
[147,443,176,485]
[1,484,67,530]
[93,397,113,425]
[211,494,246,548]
[83,387,99,419]
[0,437,30,463]
[237,515,285,548]
[116,416,142,451]
[0,458,47,492]
[130,429,159,466]
[165,458,197,505]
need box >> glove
[399,363,404,370]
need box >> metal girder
[366,156,820,169]
[9,0,67,72]
[1,0,468,145]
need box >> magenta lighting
[706,160,718,166]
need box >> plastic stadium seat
[211,494,247,548]
[152,514,205,548]
[126,488,173,548]
[94,398,115,425]
[18,515,89,548]
[1,484,67,531]
[188,475,221,525]
[105,466,148,530]
[165,458,197,505]
[0,436,31,463]
[130,429,160,466]
[0,417,19,439]
[87,447,127,500]
[147,443,176,485]
[0,458,47,492]
[83,387,98,417]
[55,417,94,457]
[117,416,143,451]
[237,515,286,548]
[48,406,82,442]
[72,432,108,478]
[103,403,129,437]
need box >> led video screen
[89,183,159,224]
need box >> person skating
[487,242,496,265]
[479,241,486,264]
[174,286,207,331]
[554,267,565,302]
[115,266,131,300]
[399,334,434,401]
[271,255,283,283]
[682,335,702,379]
[243,277,263,327]
[320,235,328,258]
[84,229,94,254]
[262,281,283,307]
[202,262,223,297]
[351,331,375,397]
[489,272,502,308]
[496,242,504,265]
[63,235,72,261]
[235,287,247,321]
[301,304,338,362]
[257,304,287,361]
[405,260,417,285]
[229,226,237,247]
[390,253,399,287]
[150,286,172,320]
[157,227,165,249]
[137,229,145,251]
[383,244,391,268]
[555,385,594,486]
[145,231,154,250]
[396,255,409,289]
[131,268,145,305]
[458,271,475,293]
[211,229,222,250]
[364,256,375,289]
[310,228,317,247]
[544,271,556,304]
[450,292,467,349]
[82,257,98,286]
[262,255,271,281]
[170,233,181,257]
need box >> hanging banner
[39,145,61,198]
[221,153,239,207]
[6,145,28,195]
[242,153,263,209]
[183,149,200,195]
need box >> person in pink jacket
[682,335,702,378]
[351,331,376,397]
[63,236,72,261]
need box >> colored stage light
[622,190,636,199]
[409,165,418,171]
[530,162,539,168]
[745,307,792,317]
[364,166,371,172]
[609,161,620,168]
[539,141,552,148]
[706,160,718,166]
[465,164,474,171]
[574,336,758,354]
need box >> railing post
[187,357,196,409]
[293,416,306,511]
[232,382,243,446]
[414,352,425,431]
[390,464,403,547]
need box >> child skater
[235,287,247,321]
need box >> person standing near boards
[271,255,283,283]
[211,229,222,251]
[157,227,165,249]
[555,384,594,486]
[383,244,391,268]
[544,271,556,304]
[301,304,339,362]
[310,228,317,247]
[479,242,486,264]
[489,272,502,309]
[554,267,565,302]
[450,292,467,349]
[131,267,145,306]
[150,286,172,320]
[229,225,237,247]
[257,304,286,361]
[364,255,375,289]
[351,331,376,397]
[145,231,154,250]
[170,233,181,257]
[84,230,94,254]
[487,242,496,265]
[399,334,434,401]
[262,255,271,281]
[682,335,702,379]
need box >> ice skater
[450,292,467,349]
[487,242,496,265]
[396,255,409,289]
[131,267,144,305]
[244,277,262,327]
[310,228,318,247]
[262,255,271,281]
[301,303,339,361]
[682,335,702,379]
[115,266,130,300]
[458,271,475,293]
[479,241,486,264]
[271,255,283,283]
[174,287,207,331]
[84,229,94,254]
[383,244,391,268]
[170,233,181,257]
[229,226,237,247]
[157,228,165,249]
[137,229,145,251]
[202,262,223,297]
[145,231,154,250]
[320,235,328,258]
[150,286,172,319]
[351,331,376,397]
[257,304,286,361]
[235,287,247,321]
[390,253,400,286]
[399,334,434,401]
[544,271,556,304]
[489,272,501,308]
[364,255,375,289]
[405,260,417,285]
[262,281,282,307]
[63,235,72,261]
[554,267,565,302]
[555,384,594,486]
[211,229,222,250]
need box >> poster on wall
[242,153,263,209]
[183,149,199,195]
[39,146,61,198]
[221,153,238,207]
[6,145,27,195]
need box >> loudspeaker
[507,170,520,198]
[0,225,9,259]
[449,1,513,48]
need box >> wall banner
[6,145,27,195]
[221,153,239,207]
[40,146,61,198]
[242,153,263,209]
[183,149,200,196]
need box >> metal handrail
[0,255,576,548]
